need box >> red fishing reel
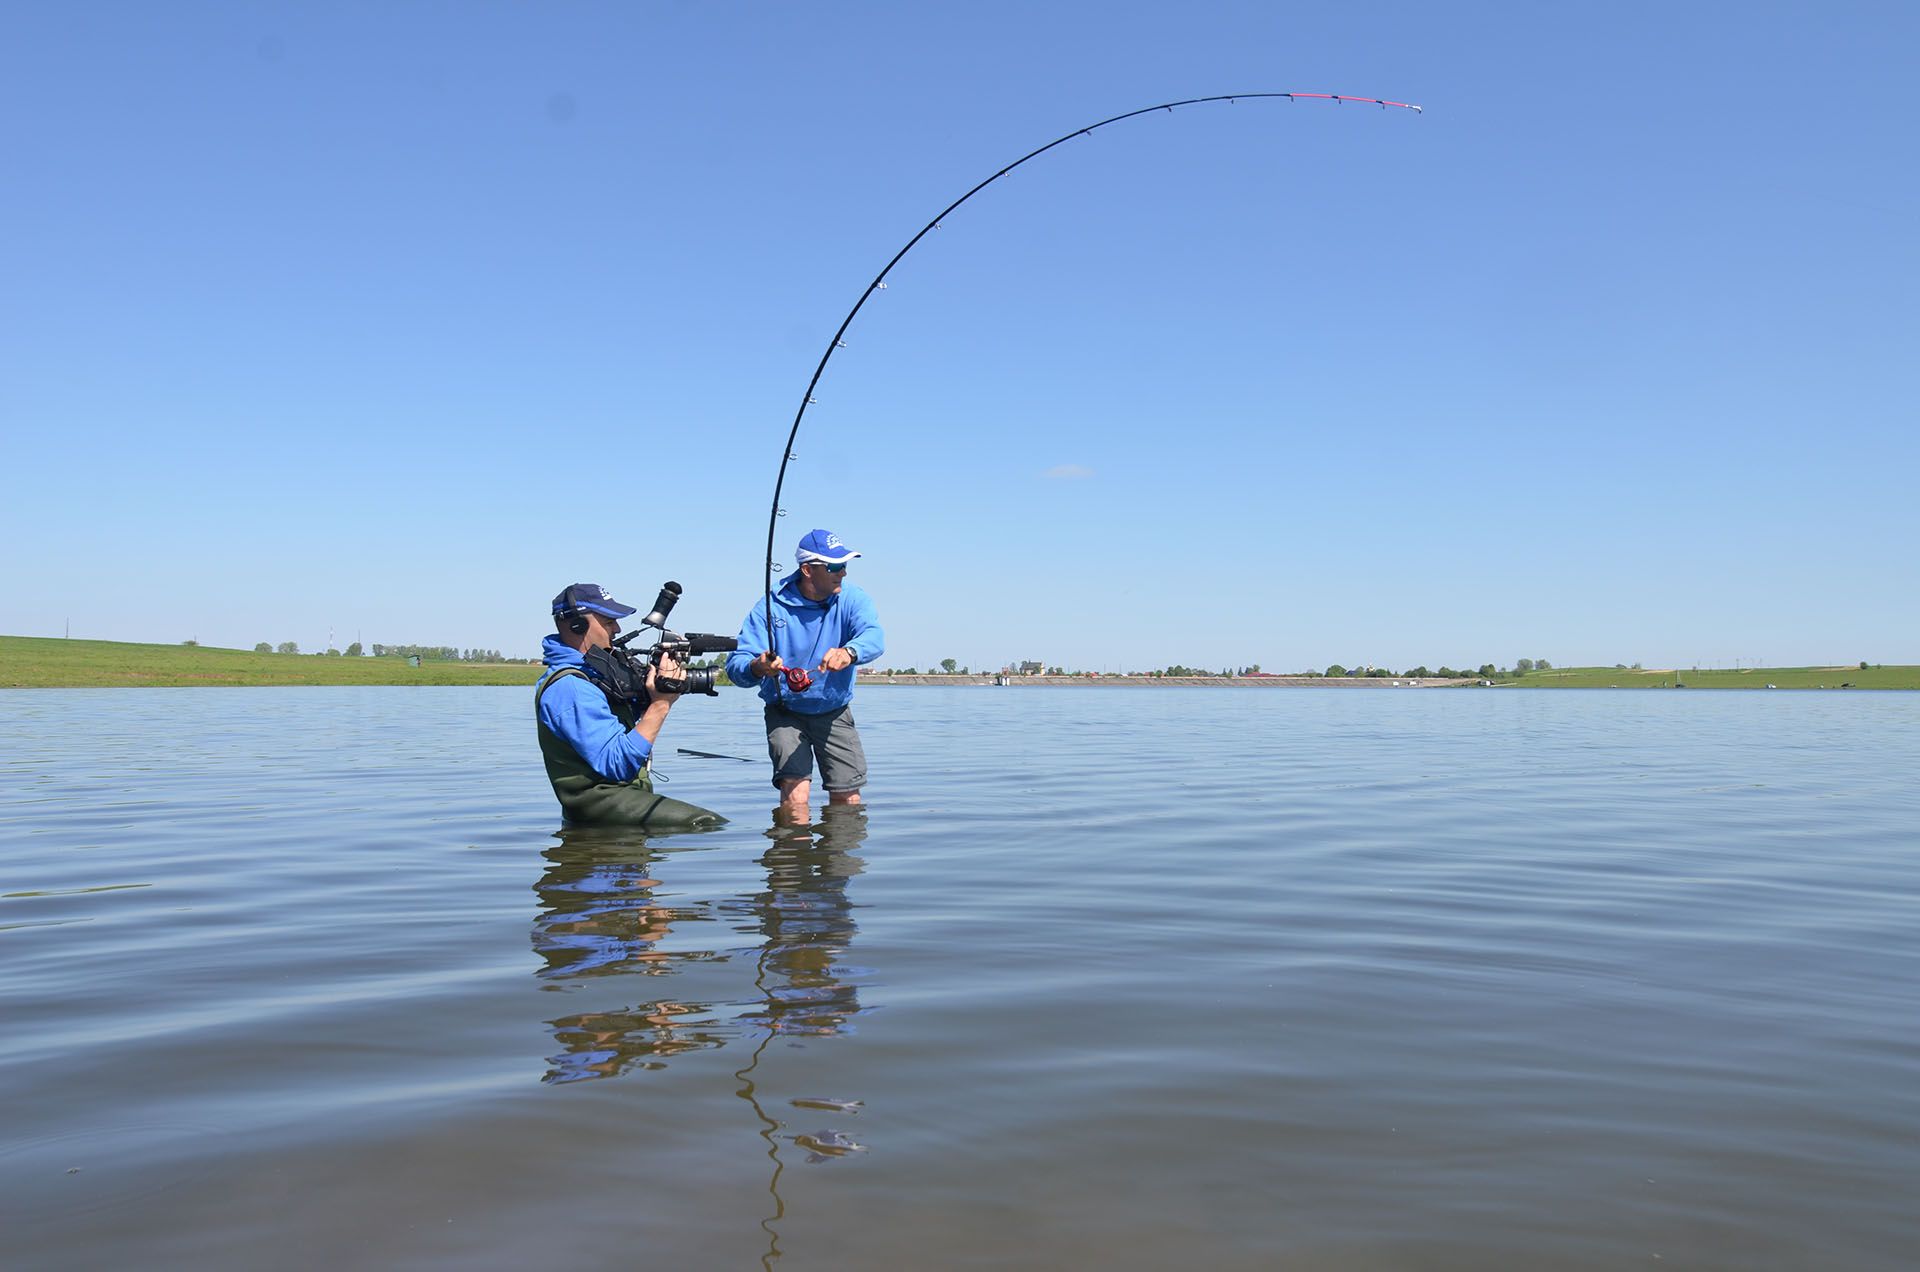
[783,666,815,693]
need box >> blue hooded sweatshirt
[537,634,655,781]
[726,573,884,713]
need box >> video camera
[581,581,737,708]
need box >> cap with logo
[551,584,637,620]
[796,529,862,565]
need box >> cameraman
[536,583,723,829]
[727,530,884,818]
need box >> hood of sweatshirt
[541,633,586,672]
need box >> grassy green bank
[0,636,540,688]
[4,637,1915,691]
[1489,664,1919,690]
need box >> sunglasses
[807,560,847,574]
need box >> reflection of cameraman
[535,584,723,829]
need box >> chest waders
[534,668,725,829]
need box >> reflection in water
[530,809,875,1267]
[728,806,873,1269]
[532,836,699,979]
[729,806,870,1037]
[531,828,731,1083]
[529,809,872,1087]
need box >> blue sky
[4,2,1914,672]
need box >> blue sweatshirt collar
[775,571,837,611]
[542,633,586,670]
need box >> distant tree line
[248,642,515,662]
[369,644,512,662]
[1313,660,1553,679]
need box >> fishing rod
[759,90,1422,642]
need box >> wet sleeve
[727,601,769,688]
[841,591,884,664]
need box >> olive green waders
[535,668,725,829]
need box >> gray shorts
[764,702,868,793]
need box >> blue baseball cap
[796,529,861,565]
[551,583,637,620]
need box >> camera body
[581,581,737,710]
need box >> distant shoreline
[2,637,1913,690]
[867,674,1472,688]
[871,668,1916,690]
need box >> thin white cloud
[1043,464,1094,480]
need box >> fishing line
[759,91,1422,640]
[676,746,756,763]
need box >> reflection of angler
[736,814,869,1036]
[732,808,873,1266]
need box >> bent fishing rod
[760,90,1422,644]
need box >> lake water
[2,686,1917,1269]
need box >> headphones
[556,590,592,635]
[556,586,622,637]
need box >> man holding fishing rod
[728,530,884,818]
[534,583,723,829]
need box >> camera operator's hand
[648,651,686,704]
[633,653,680,748]
[819,646,855,673]
[749,650,784,680]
